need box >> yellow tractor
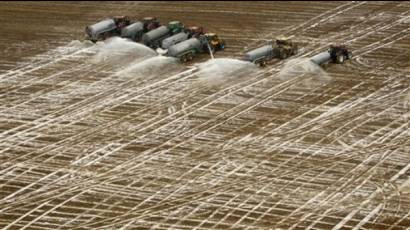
[204,33,226,53]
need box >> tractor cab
[274,36,298,59]
[167,21,185,34]
[186,26,205,38]
[142,16,160,32]
[206,33,221,46]
[113,16,131,29]
[275,37,294,48]
[204,33,226,52]
[329,45,352,63]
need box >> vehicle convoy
[165,33,225,62]
[142,21,185,48]
[244,37,298,66]
[310,45,353,65]
[121,17,161,42]
[85,18,226,62]
[85,16,131,42]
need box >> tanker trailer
[85,16,130,42]
[85,19,117,42]
[160,26,206,49]
[165,34,225,62]
[121,21,144,41]
[142,21,184,49]
[167,38,203,62]
[161,32,189,49]
[243,45,275,66]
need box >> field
[0,1,409,229]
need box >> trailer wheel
[279,52,288,60]
[187,53,194,62]
[180,55,188,63]
[102,31,112,40]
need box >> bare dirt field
[0,1,409,229]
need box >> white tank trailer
[161,32,189,49]
[121,21,144,41]
[85,19,117,41]
[167,38,202,58]
[142,26,171,48]
[310,52,332,65]
[244,45,275,64]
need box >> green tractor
[168,21,185,34]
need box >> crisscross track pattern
[0,1,409,229]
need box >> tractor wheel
[219,40,226,50]
[103,32,113,40]
[180,55,188,63]
[257,60,266,67]
[336,55,345,64]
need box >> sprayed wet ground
[0,1,409,229]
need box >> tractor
[185,26,206,38]
[329,45,353,64]
[168,21,185,34]
[142,17,161,32]
[113,16,131,31]
[204,33,226,53]
[274,37,298,59]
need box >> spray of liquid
[66,40,94,49]
[279,57,331,88]
[89,37,156,66]
[195,58,258,86]
[116,56,180,78]
[206,42,215,60]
